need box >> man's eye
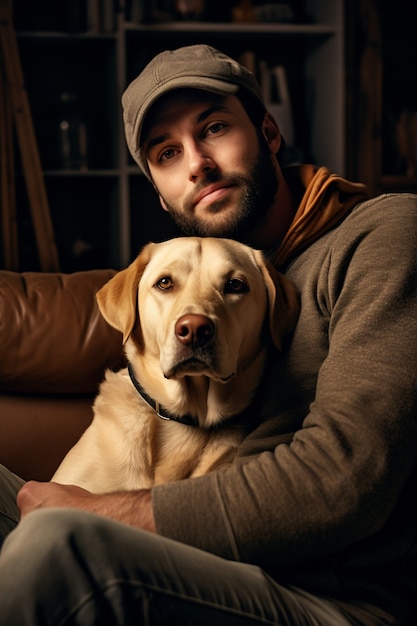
[224,278,249,294]
[156,276,173,290]
[159,148,176,162]
[207,122,225,135]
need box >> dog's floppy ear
[255,251,300,350]
[96,243,154,344]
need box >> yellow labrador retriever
[52,237,299,492]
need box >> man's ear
[261,112,282,154]
[159,194,169,213]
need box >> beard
[159,137,279,243]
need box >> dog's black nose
[175,314,214,349]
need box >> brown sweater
[152,186,417,625]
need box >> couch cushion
[0,393,93,480]
[0,270,124,394]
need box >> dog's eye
[156,276,173,291]
[224,278,249,294]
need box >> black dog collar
[127,362,198,427]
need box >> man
[0,45,416,625]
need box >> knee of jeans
[4,508,96,559]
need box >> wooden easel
[0,0,59,271]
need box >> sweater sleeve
[151,194,417,570]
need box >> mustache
[183,172,244,212]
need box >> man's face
[142,92,279,242]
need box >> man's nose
[187,143,215,181]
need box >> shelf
[381,175,417,190]
[16,30,116,40]
[43,169,121,178]
[123,20,337,37]
[127,166,144,176]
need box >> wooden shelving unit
[345,0,417,197]
[10,0,347,271]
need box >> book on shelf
[259,60,294,147]
[87,0,117,33]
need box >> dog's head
[96,237,299,386]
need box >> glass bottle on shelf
[175,0,205,20]
[57,91,89,171]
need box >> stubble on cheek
[162,177,249,237]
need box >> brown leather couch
[0,269,124,481]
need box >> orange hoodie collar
[271,165,368,268]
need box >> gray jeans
[0,464,351,626]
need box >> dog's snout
[175,314,214,349]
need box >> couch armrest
[0,269,124,395]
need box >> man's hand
[17,481,156,533]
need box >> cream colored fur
[52,237,299,492]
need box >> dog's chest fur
[94,368,244,489]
